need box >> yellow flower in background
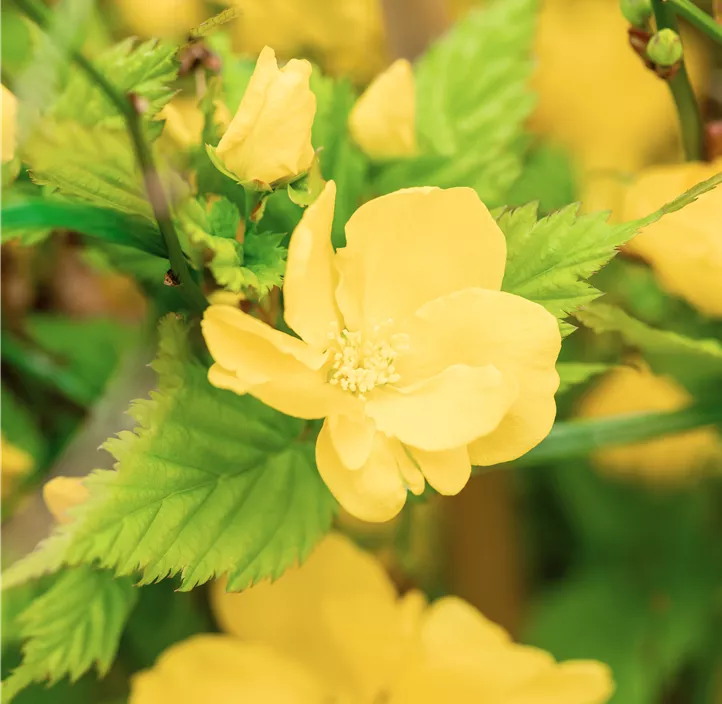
[578,365,720,482]
[114,0,205,39]
[214,46,316,187]
[202,180,561,521]
[228,0,388,84]
[2,85,17,164]
[43,476,89,525]
[532,0,708,174]
[1,434,32,500]
[160,96,231,150]
[621,159,722,318]
[349,59,416,160]
[131,533,614,703]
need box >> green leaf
[0,387,46,470]
[208,197,241,240]
[556,362,613,395]
[1,567,137,704]
[374,0,537,207]
[3,317,336,592]
[51,38,178,125]
[22,121,151,219]
[499,169,722,334]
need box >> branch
[666,0,722,45]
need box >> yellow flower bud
[348,59,416,160]
[2,85,17,164]
[214,46,316,188]
[1,433,32,500]
[578,365,720,483]
[43,476,90,525]
[622,159,722,318]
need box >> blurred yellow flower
[228,0,387,84]
[532,0,708,174]
[131,533,614,703]
[114,0,205,39]
[578,365,720,482]
[2,85,17,164]
[160,96,231,150]
[621,159,722,318]
[202,180,560,521]
[1,433,32,500]
[43,476,89,525]
[214,46,316,188]
[349,58,416,160]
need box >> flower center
[327,322,406,397]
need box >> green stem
[666,0,722,45]
[651,0,706,161]
[13,0,208,313]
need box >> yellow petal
[408,445,471,496]
[1,434,32,478]
[366,364,518,453]
[397,288,560,464]
[507,661,614,704]
[394,443,426,496]
[348,58,416,160]
[316,422,408,521]
[216,47,316,186]
[2,85,17,164]
[207,363,254,396]
[42,477,89,525]
[327,414,376,470]
[336,187,506,329]
[129,635,326,703]
[283,181,342,348]
[211,533,400,695]
[159,98,203,149]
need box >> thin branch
[666,0,722,45]
[14,0,208,313]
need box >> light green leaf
[374,0,537,207]
[208,197,241,240]
[556,362,612,395]
[499,169,722,334]
[3,317,335,592]
[1,567,137,704]
[52,38,178,125]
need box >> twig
[666,0,722,45]
[13,0,208,313]
[651,0,706,161]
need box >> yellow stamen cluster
[327,323,405,397]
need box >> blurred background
[2,0,722,702]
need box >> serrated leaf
[52,39,178,126]
[1,567,137,704]
[3,317,335,592]
[556,362,613,395]
[22,121,152,219]
[498,170,722,333]
[374,0,537,207]
[208,197,241,240]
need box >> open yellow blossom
[114,0,205,39]
[349,59,416,160]
[2,85,17,164]
[621,159,722,318]
[578,365,720,482]
[214,46,316,188]
[131,533,613,703]
[42,476,90,525]
[1,433,32,500]
[202,181,561,521]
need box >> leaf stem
[650,0,706,161]
[665,0,722,45]
[13,0,208,313]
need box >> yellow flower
[532,0,708,173]
[114,0,205,39]
[228,0,388,84]
[577,365,720,482]
[621,159,722,318]
[42,476,90,525]
[1,433,32,500]
[349,59,416,160]
[160,96,231,150]
[130,533,614,703]
[2,85,17,164]
[214,46,316,188]
[202,181,561,521]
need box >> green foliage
[556,362,612,395]
[0,387,46,470]
[3,317,336,592]
[52,38,178,125]
[1,567,137,704]
[499,169,722,335]
[374,0,537,207]
[208,197,241,240]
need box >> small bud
[164,269,180,286]
[620,0,652,28]
[646,29,683,67]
